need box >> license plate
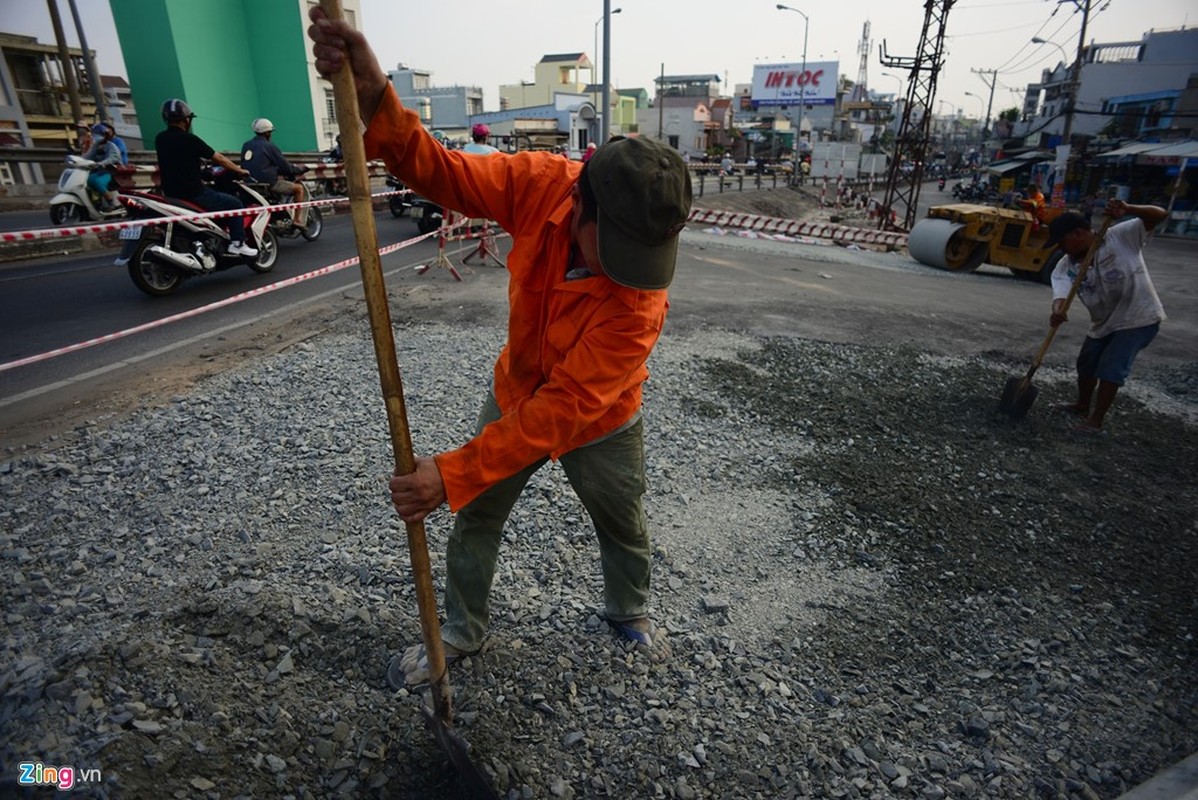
[119,226,142,240]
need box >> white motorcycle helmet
[252,118,275,135]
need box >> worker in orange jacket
[308,8,693,685]
[1019,182,1048,226]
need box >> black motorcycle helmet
[161,98,195,123]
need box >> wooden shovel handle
[318,0,453,724]
[1026,216,1113,377]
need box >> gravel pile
[2,314,1195,799]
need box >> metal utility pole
[877,0,956,231]
[46,0,83,124]
[65,0,109,123]
[600,1,614,141]
[970,68,997,144]
[657,63,664,140]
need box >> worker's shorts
[1078,322,1160,385]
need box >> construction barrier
[414,212,508,281]
[688,207,909,248]
[0,190,410,244]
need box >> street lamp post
[964,91,985,139]
[1031,36,1070,135]
[776,4,809,181]
[595,5,622,143]
[880,72,903,98]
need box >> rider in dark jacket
[241,118,308,229]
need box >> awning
[1095,141,1198,160]
[1140,140,1198,162]
[986,159,1026,175]
[986,152,1049,175]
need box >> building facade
[109,0,361,153]
[499,53,591,111]
[389,64,484,139]
[1018,27,1198,146]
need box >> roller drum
[908,218,987,272]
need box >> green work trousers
[441,392,651,653]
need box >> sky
[4,0,1194,121]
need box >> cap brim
[595,207,679,290]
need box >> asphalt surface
[1,204,1194,450]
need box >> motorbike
[252,168,322,242]
[386,175,442,234]
[117,167,278,296]
[49,155,138,225]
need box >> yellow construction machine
[907,203,1066,284]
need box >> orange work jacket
[364,87,669,511]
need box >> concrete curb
[0,233,109,263]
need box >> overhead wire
[992,3,1062,73]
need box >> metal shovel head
[999,375,1039,419]
[420,703,498,798]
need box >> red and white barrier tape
[0,190,411,243]
[0,231,437,374]
[688,207,909,248]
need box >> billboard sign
[752,61,839,107]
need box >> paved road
[0,209,435,403]
[1,207,1193,448]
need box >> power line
[992,4,1062,73]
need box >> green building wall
[110,0,318,154]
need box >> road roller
[907,203,1066,284]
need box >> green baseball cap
[587,137,693,290]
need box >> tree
[999,107,1019,123]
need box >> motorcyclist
[155,98,258,257]
[241,118,309,230]
[461,123,499,156]
[83,122,122,211]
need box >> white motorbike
[49,155,134,225]
[118,169,278,296]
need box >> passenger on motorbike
[101,122,129,165]
[83,123,122,211]
[156,98,258,258]
[462,123,499,156]
[241,118,310,230]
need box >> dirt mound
[690,184,824,221]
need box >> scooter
[117,168,278,296]
[385,175,442,234]
[49,155,138,225]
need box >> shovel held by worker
[998,217,1112,419]
[316,1,494,794]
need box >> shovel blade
[999,375,1039,419]
[420,703,498,799]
